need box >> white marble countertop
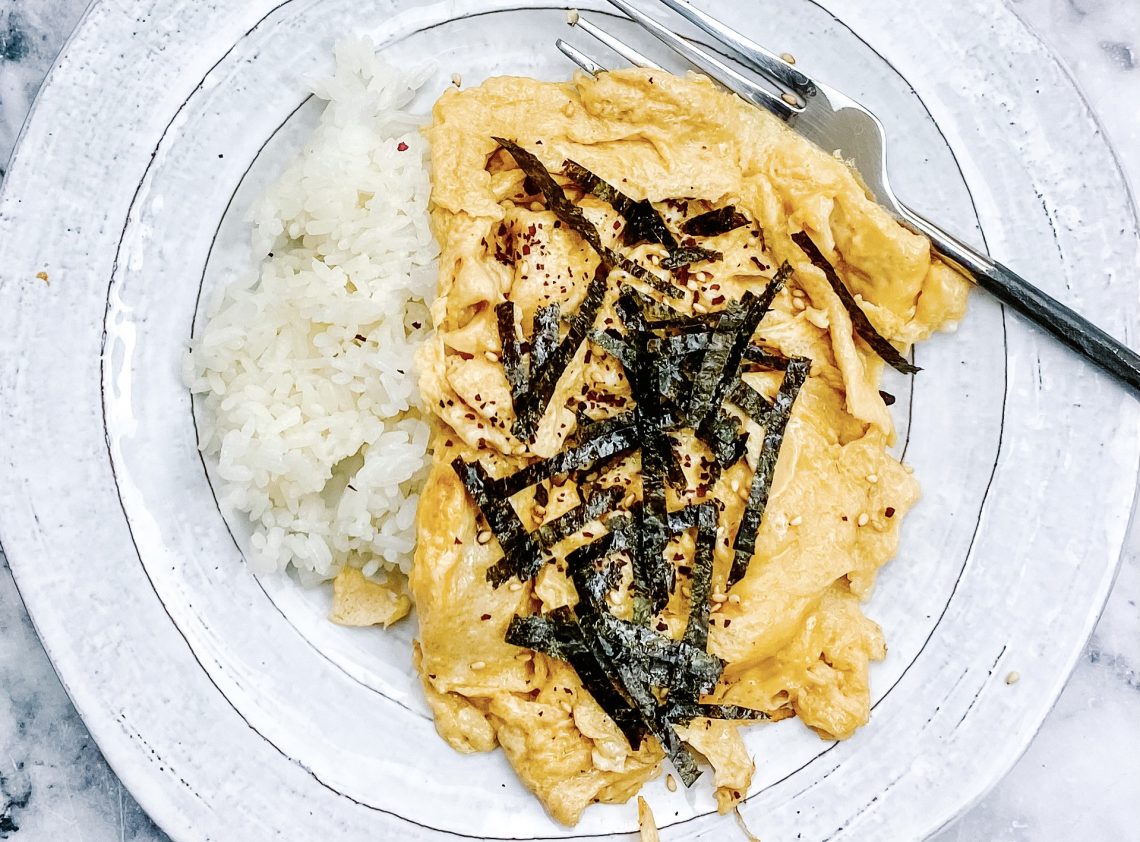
[0,0,1137,839]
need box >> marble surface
[0,0,1137,839]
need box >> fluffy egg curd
[407,68,969,826]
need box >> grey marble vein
[1,0,1138,839]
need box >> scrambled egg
[412,69,969,825]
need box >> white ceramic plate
[1,1,1137,839]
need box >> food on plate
[413,69,968,824]
[191,38,970,829]
[186,40,437,592]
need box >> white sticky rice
[186,38,437,584]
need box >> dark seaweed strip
[681,206,751,238]
[661,246,723,271]
[879,389,897,407]
[512,267,608,441]
[600,642,703,786]
[742,346,791,371]
[647,332,711,357]
[666,703,770,723]
[695,408,747,469]
[453,458,548,586]
[571,541,631,613]
[590,329,637,370]
[531,303,561,371]
[628,318,675,621]
[728,357,810,587]
[624,287,692,325]
[535,486,625,547]
[681,503,718,654]
[728,379,775,424]
[494,140,681,299]
[685,265,789,429]
[497,411,640,496]
[573,610,702,785]
[563,160,678,251]
[592,613,722,696]
[507,611,647,747]
[496,302,527,399]
[791,232,920,375]
[682,297,749,426]
[664,441,688,491]
[634,433,674,619]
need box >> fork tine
[654,0,816,96]
[603,0,798,117]
[569,10,663,70]
[557,39,609,76]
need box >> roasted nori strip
[563,159,677,251]
[590,329,637,370]
[531,303,561,371]
[685,264,790,429]
[879,389,897,407]
[666,703,770,723]
[493,139,681,298]
[453,457,547,587]
[680,503,718,653]
[497,302,527,399]
[791,232,920,375]
[695,408,748,470]
[728,378,774,424]
[647,331,711,357]
[535,486,625,547]
[507,610,648,746]
[497,411,640,496]
[661,246,723,271]
[728,356,811,587]
[511,266,608,442]
[634,431,675,619]
[681,206,751,238]
[742,346,791,371]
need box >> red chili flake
[522,244,531,255]
[397,141,409,152]
[885,507,896,518]
[480,613,492,621]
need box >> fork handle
[899,203,1140,396]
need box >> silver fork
[558,0,1140,395]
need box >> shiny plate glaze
[0,1,1137,839]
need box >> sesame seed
[793,298,807,310]
[693,302,709,314]
[781,92,799,106]
[485,351,499,362]
[476,530,493,545]
[566,9,580,25]
[781,52,796,64]
[666,774,678,792]
[1005,671,1020,685]
[470,660,486,670]
[789,515,803,526]
[711,592,728,603]
[451,72,462,87]
[857,513,869,527]
[728,594,742,605]
[509,581,523,592]
[867,474,879,484]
